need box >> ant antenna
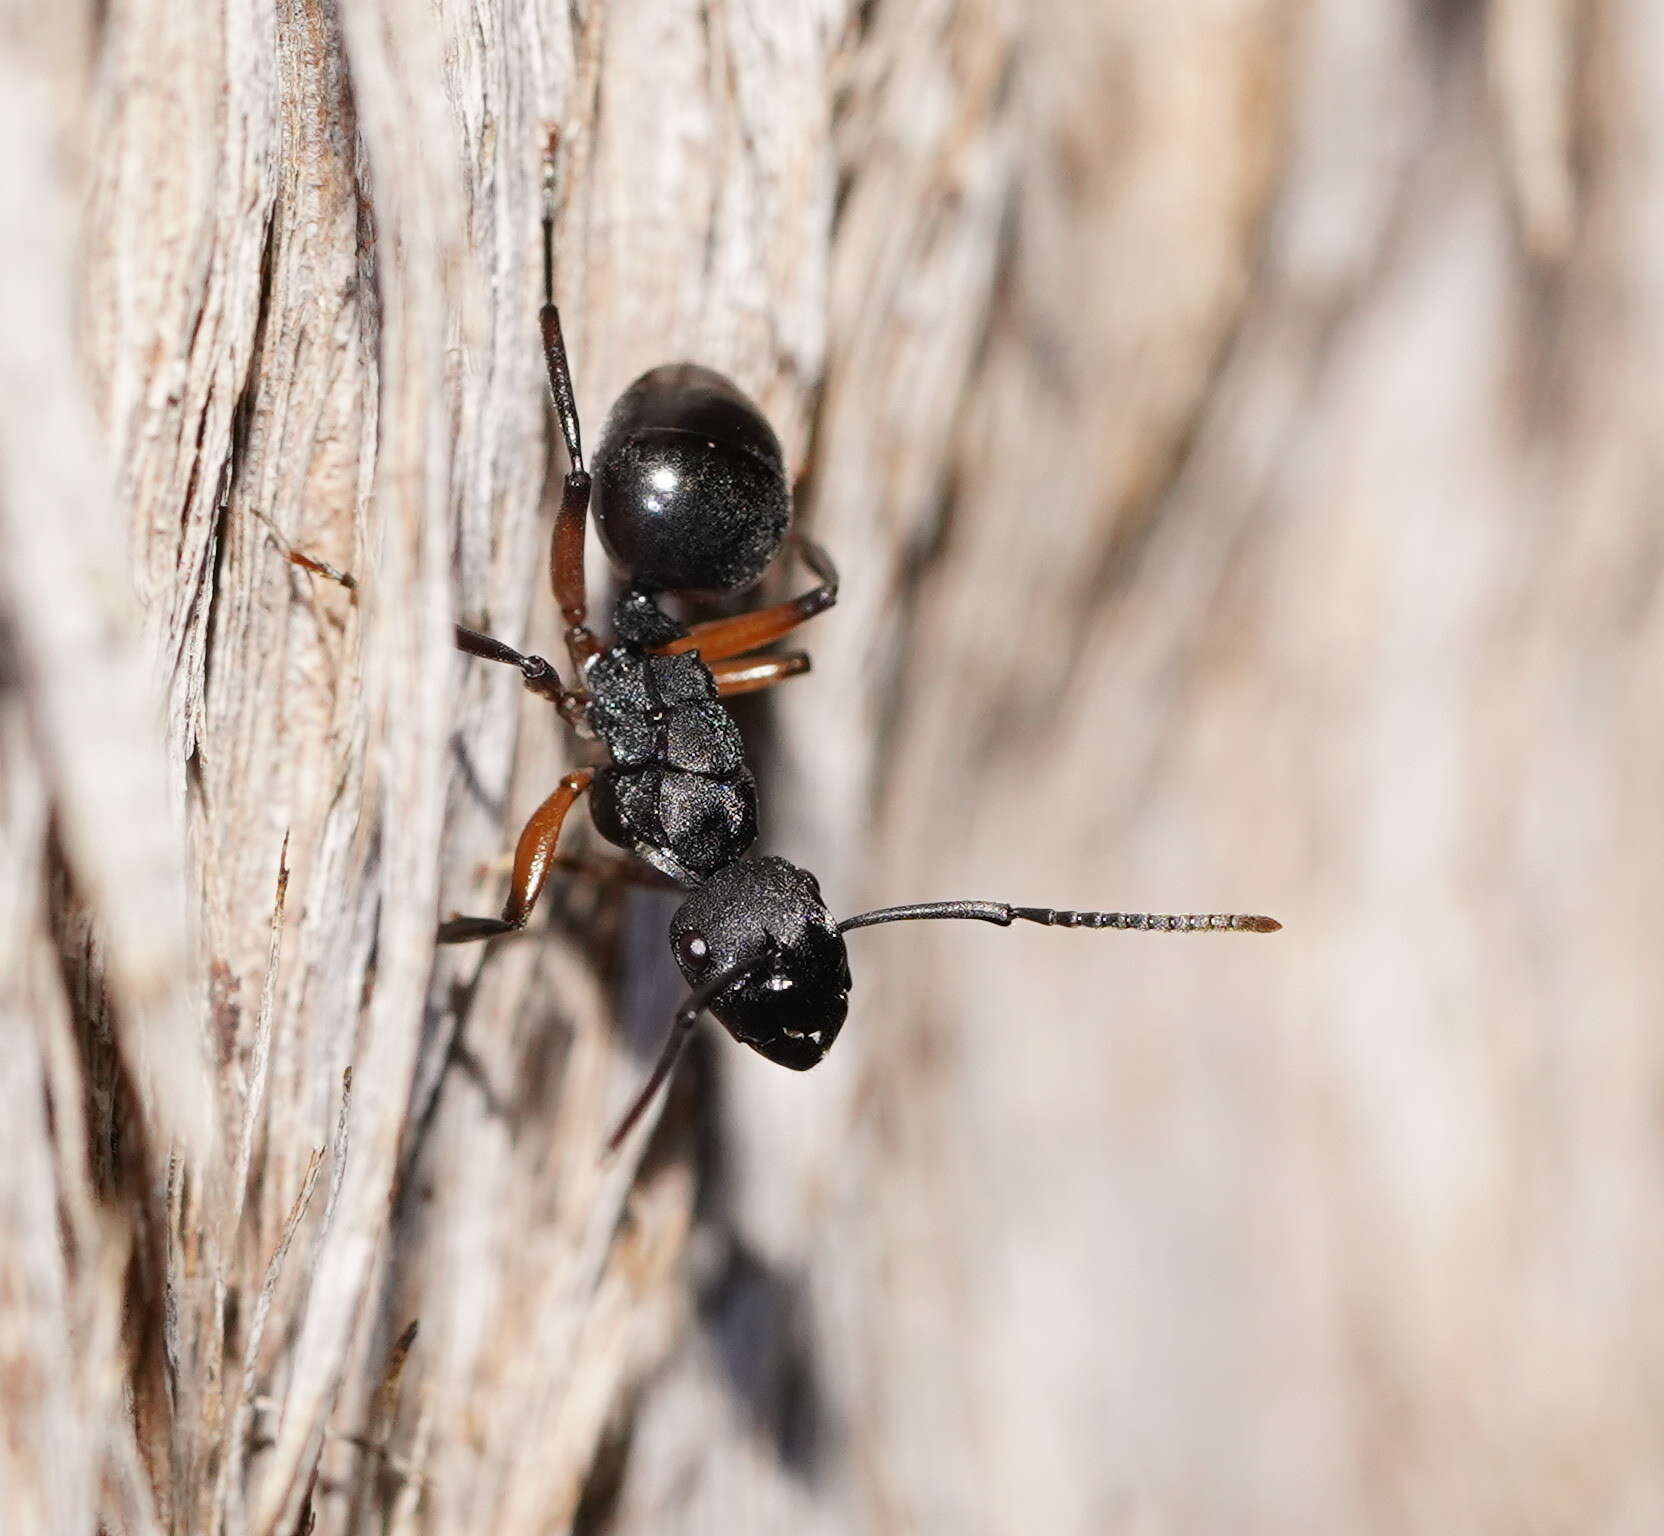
[837,901,1281,934]
[605,954,767,1156]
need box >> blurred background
[4,1,1662,1532]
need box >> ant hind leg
[656,537,838,665]
[709,651,811,698]
[540,127,603,675]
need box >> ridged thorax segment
[584,645,758,885]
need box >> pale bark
[3,2,1662,1533]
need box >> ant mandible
[439,131,1281,1154]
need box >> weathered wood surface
[3,1,1662,1532]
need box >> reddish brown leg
[548,853,681,890]
[286,550,358,591]
[549,466,599,673]
[709,652,811,697]
[437,768,594,943]
[539,129,602,674]
[256,507,359,594]
[657,538,838,663]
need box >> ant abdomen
[591,363,791,595]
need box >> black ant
[438,132,1281,1154]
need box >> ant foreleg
[437,768,594,943]
[656,538,838,664]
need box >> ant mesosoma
[438,131,1281,1155]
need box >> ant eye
[676,930,711,972]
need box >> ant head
[669,856,851,1069]
[613,862,1280,1156]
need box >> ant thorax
[584,636,758,886]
